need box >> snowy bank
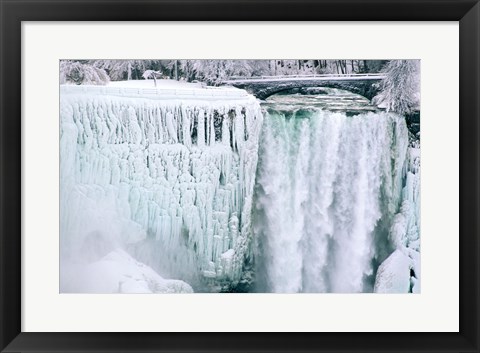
[61,79,249,101]
[61,249,193,293]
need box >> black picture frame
[1,0,479,352]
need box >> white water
[60,87,263,292]
[253,104,417,293]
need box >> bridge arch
[256,83,376,101]
[224,75,384,101]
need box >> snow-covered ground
[61,249,193,293]
[108,79,204,89]
[61,79,249,100]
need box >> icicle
[60,91,263,290]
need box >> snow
[108,79,204,89]
[60,84,263,291]
[373,246,420,293]
[61,249,193,293]
[372,60,420,115]
[373,249,412,293]
[221,249,235,260]
[224,74,385,84]
[60,80,249,101]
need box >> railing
[60,85,250,98]
[226,73,385,81]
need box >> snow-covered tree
[247,60,270,76]
[142,70,162,87]
[191,60,255,85]
[60,60,109,85]
[372,60,420,115]
[60,59,395,86]
[91,60,162,81]
[177,60,196,81]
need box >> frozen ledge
[60,84,250,100]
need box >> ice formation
[254,108,419,293]
[60,86,263,292]
[374,139,421,293]
[60,83,420,294]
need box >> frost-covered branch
[60,60,109,85]
[142,70,163,87]
[92,60,162,81]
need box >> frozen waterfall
[60,85,420,293]
[60,87,263,292]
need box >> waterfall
[253,107,414,293]
[60,86,420,293]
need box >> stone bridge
[223,74,385,101]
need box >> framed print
[1,0,479,352]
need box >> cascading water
[253,91,420,293]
